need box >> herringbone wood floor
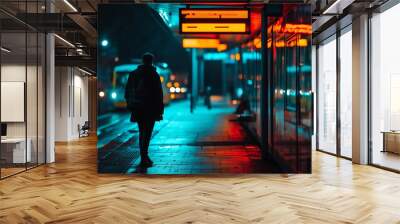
[1,136,400,224]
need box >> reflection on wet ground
[98,100,279,174]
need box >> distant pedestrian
[125,53,164,167]
[204,86,212,109]
[235,94,250,115]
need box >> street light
[101,39,109,47]
[99,91,105,98]
[111,92,117,99]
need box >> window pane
[27,30,38,169]
[38,32,46,165]
[340,29,352,158]
[317,37,337,154]
[371,4,400,171]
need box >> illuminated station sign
[179,9,250,34]
[182,38,220,48]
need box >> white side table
[1,138,32,163]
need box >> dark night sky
[98,4,190,75]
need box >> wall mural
[97,4,312,174]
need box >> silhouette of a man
[125,53,164,167]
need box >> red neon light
[266,39,309,48]
[268,19,312,35]
[283,24,312,35]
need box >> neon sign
[180,9,250,34]
[181,9,249,19]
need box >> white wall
[312,45,317,151]
[55,67,69,141]
[72,72,89,138]
[1,65,26,134]
[1,63,46,163]
[54,67,89,141]
[1,65,39,138]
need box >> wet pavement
[98,99,279,174]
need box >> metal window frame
[315,23,353,161]
[315,32,339,156]
[316,0,400,172]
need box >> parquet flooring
[0,136,400,223]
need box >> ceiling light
[63,0,78,12]
[78,67,93,76]
[322,0,353,15]
[1,47,11,53]
[54,34,75,48]
[99,91,105,98]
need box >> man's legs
[143,120,155,151]
[138,119,155,166]
[138,121,145,157]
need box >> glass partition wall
[316,26,352,159]
[0,2,46,179]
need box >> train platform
[98,98,279,174]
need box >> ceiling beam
[55,55,96,69]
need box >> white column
[312,45,317,151]
[352,14,369,164]
[46,32,55,163]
